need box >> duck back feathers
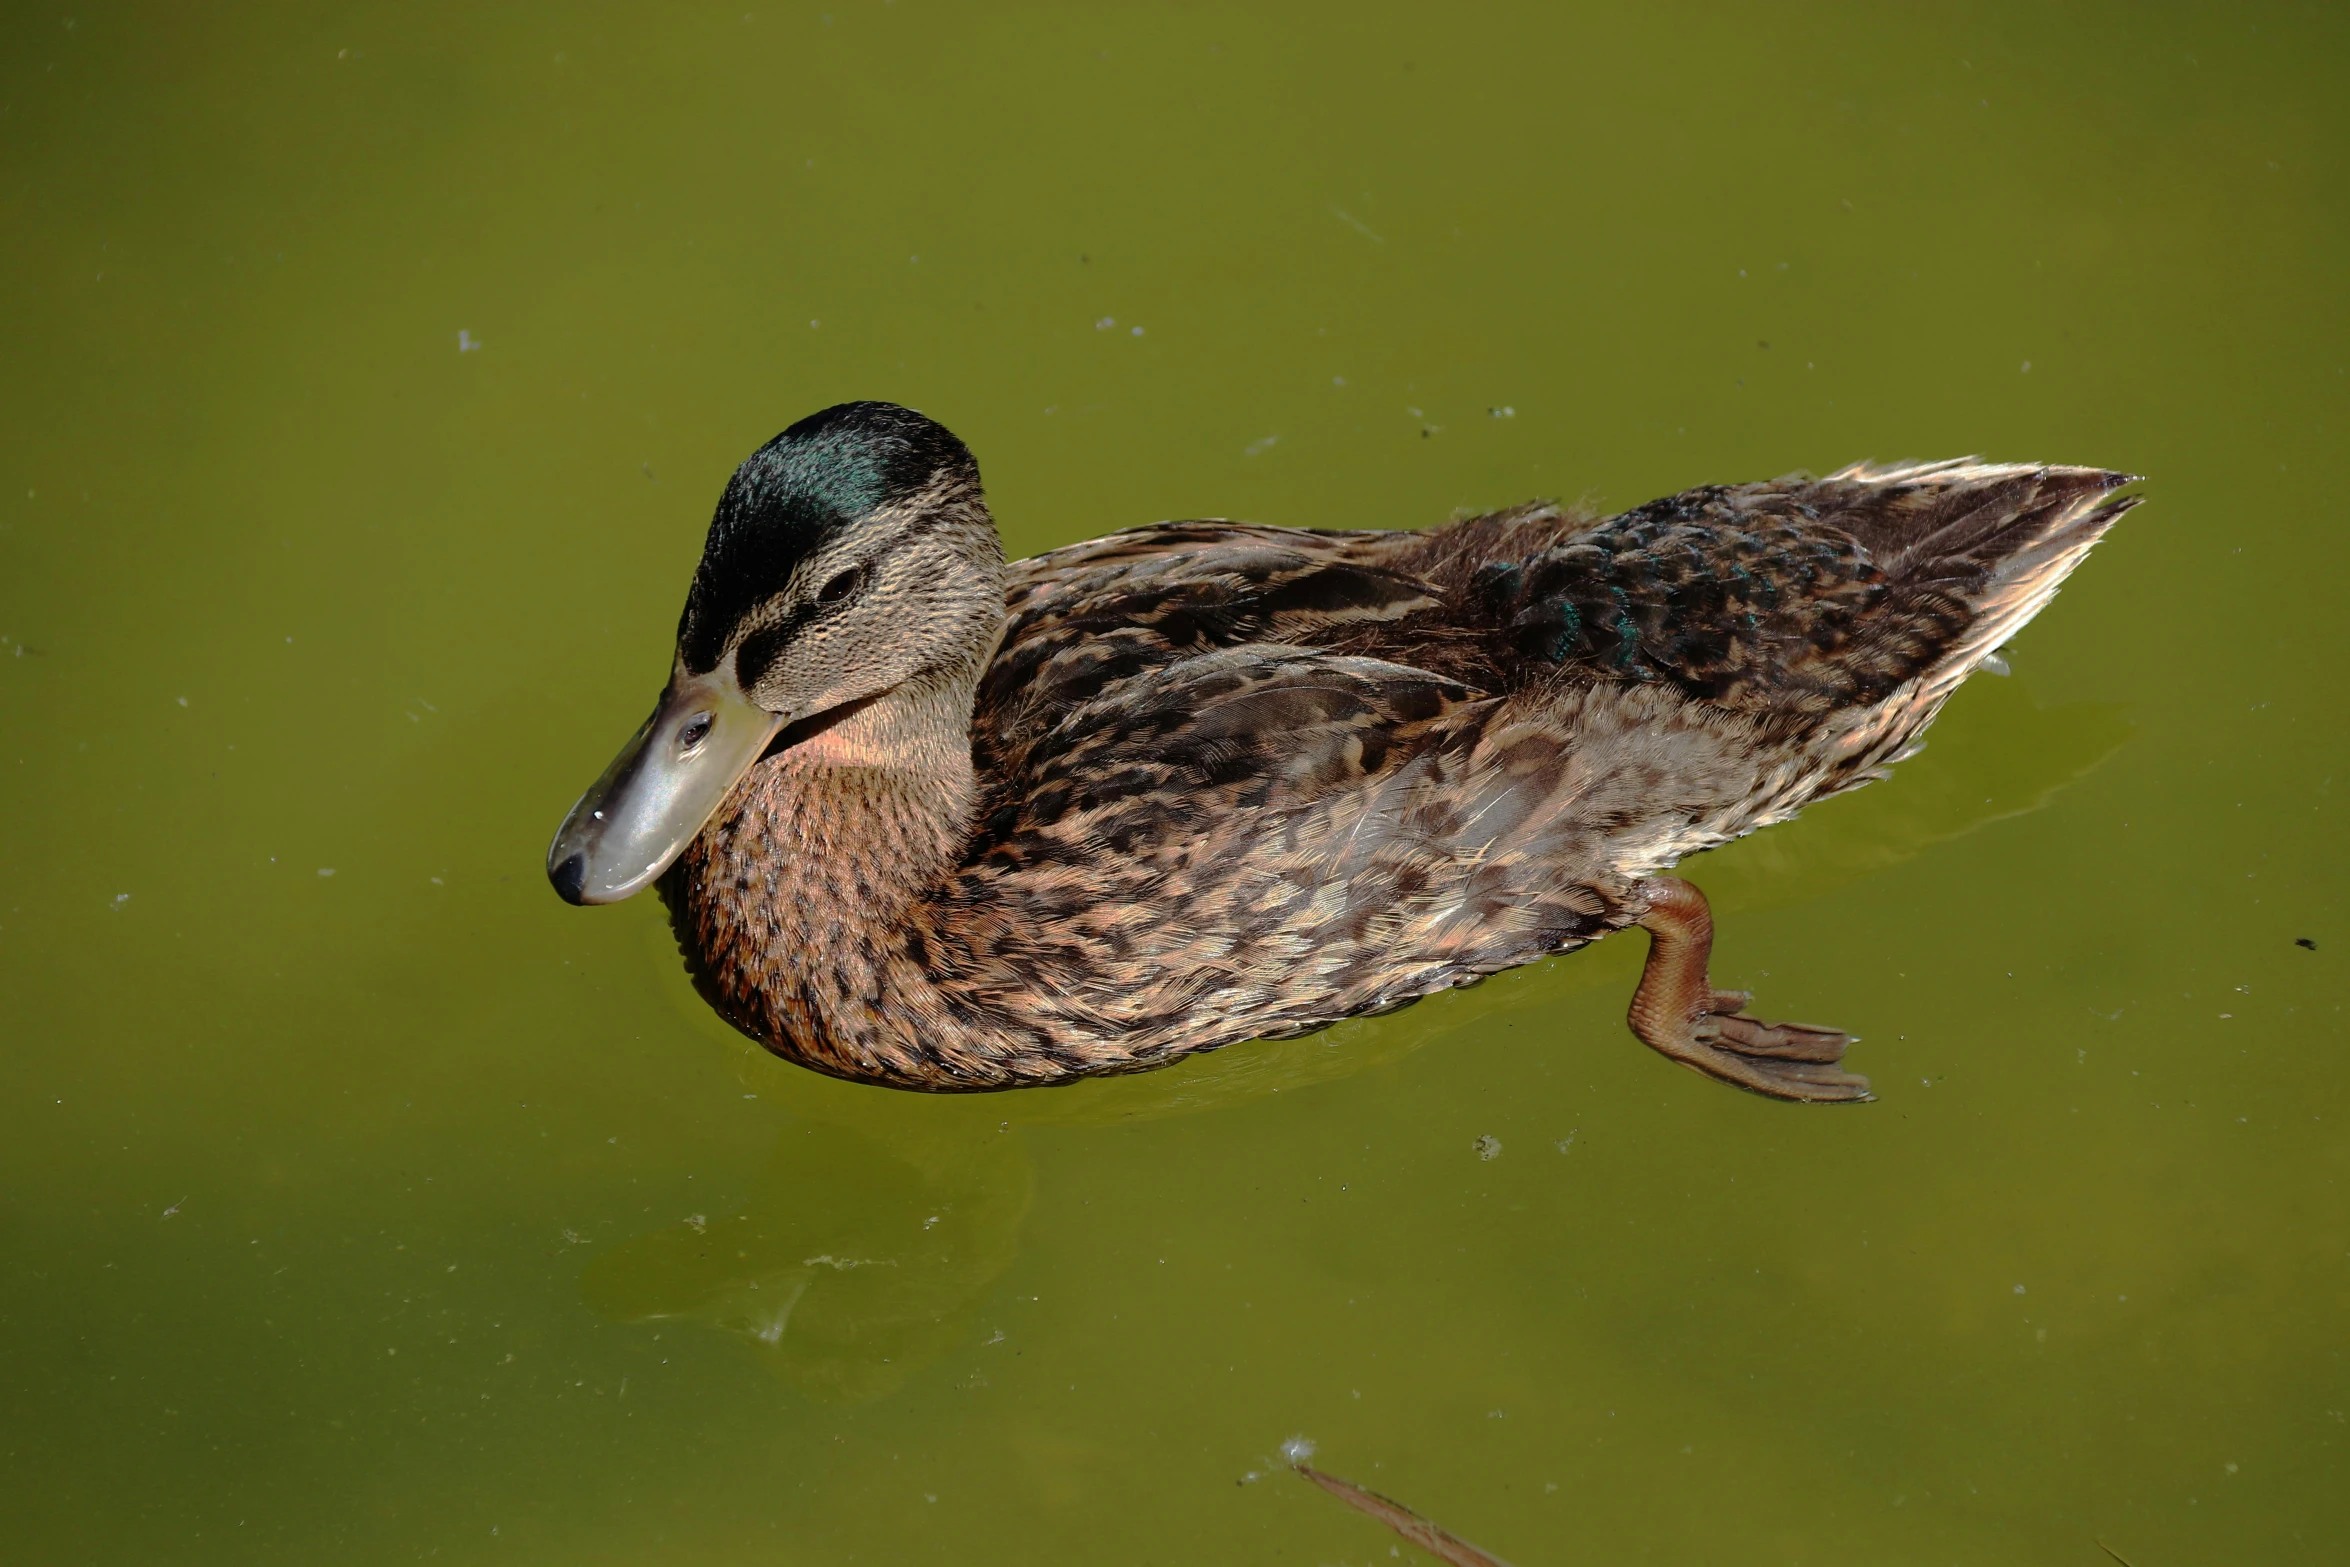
[1449,461,2135,712]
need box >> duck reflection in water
[580,1100,1030,1404]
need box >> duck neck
[666,674,979,1079]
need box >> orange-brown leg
[1626,876,1871,1103]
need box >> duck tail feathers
[1816,460,2140,694]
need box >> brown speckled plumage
[636,406,2135,1097]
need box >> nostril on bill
[550,852,589,905]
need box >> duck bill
[546,671,784,906]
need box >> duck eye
[676,712,714,754]
[816,566,863,605]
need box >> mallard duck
[548,401,2135,1101]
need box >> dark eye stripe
[732,555,875,686]
[732,607,814,689]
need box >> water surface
[4,3,2347,1562]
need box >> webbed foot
[1626,877,1872,1103]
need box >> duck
[547,401,2136,1102]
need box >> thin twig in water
[2097,1540,2138,1567]
[1291,1456,1515,1567]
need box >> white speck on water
[1280,1434,1317,1464]
[1095,317,1116,330]
[110,893,129,909]
[175,696,188,707]
[457,329,481,353]
[684,1214,707,1232]
[1556,1129,1578,1153]
[1244,434,1279,457]
[317,868,335,878]
[2021,359,2032,373]
[1488,405,1515,418]
[1332,376,1347,386]
[1474,1134,1502,1161]
[2013,1284,2026,1294]
[809,319,820,328]
[1130,325,1144,336]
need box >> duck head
[547,401,1006,905]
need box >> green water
[5,3,2346,1562]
